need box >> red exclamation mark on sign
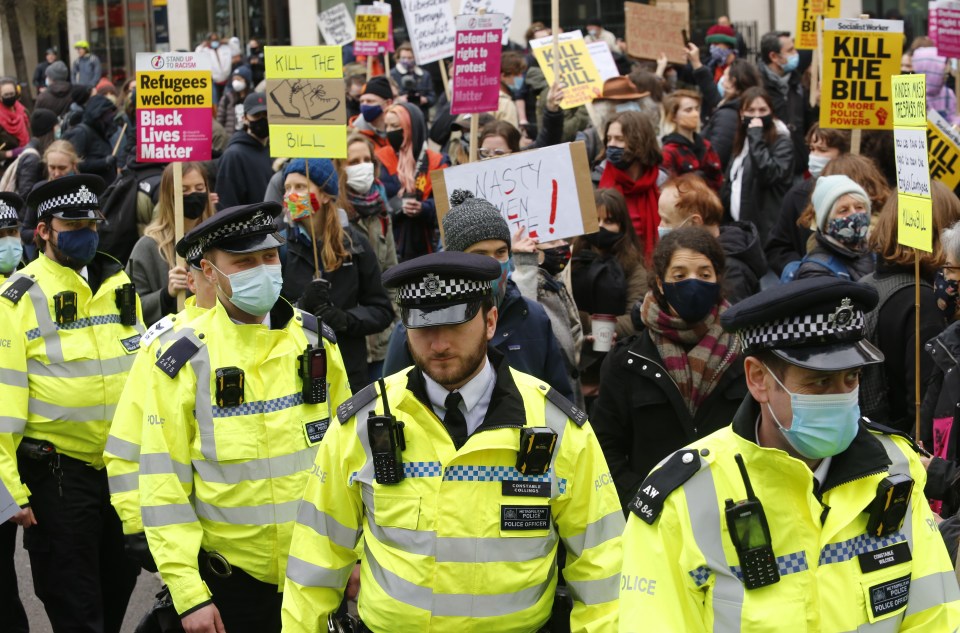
[549,179,558,234]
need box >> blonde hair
[43,140,79,168]
[144,162,215,268]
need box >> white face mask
[346,162,375,193]
[808,154,831,178]
[231,79,247,93]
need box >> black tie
[443,391,468,449]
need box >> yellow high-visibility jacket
[0,254,144,506]
[138,299,351,615]
[105,299,207,535]
[620,397,960,632]
[281,356,624,633]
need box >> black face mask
[386,129,405,153]
[540,244,571,275]
[1,96,17,108]
[183,191,209,219]
[248,117,269,139]
[584,228,622,251]
[742,114,774,130]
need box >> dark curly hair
[649,226,726,310]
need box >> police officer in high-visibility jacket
[136,202,351,633]
[620,277,960,632]
[0,175,143,633]
[281,251,624,633]
[0,193,25,280]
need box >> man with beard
[63,95,119,185]
[281,250,623,632]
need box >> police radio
[725,454,780,590]
[367,378,405,485]
[115,283,137,326]
[298,344,327,404]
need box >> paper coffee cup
[592,314,616,352]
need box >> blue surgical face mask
[491,257,512,306]
[0,235,22,273]
[716,76,726,99]
[54,227,99,266]
[360,104,383,124]
[210,262,283,316]
[606,146,629,170]
[661,277,720,323]
[763,364,861,459]
[781,52,800,73]
[512,76,525,92]
[657,216,690,241]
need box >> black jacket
[760,63,810,175]
[15,140,44,199]
[922,319,960,515]
[795,233,874,281]
[214,130,273,209]
[35,80,73,117]
[717,221,767,304]
[281,223,394,392]
[591,330,747,508]
[702,97,741,171]
[765,178,815,276]
[62,95,118,185]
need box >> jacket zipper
[820,466,888,495]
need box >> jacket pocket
[860,568,912,624]
[373,493,420,530]
[208,430,260,462]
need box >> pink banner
[138,108,212,161]
[451,15,503,115]
[931,3,960,59]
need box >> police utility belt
[17,438,65,497]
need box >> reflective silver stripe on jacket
[286,554,354,589]
[27,398,115,423]
[296,499,361,551]
[192,445,317,484]
[187,336,216,460]
[105,435,140,462]
[0,416,26,434]
[563,509,624,559]
[140,452,193,483]
[0,367,28,389]
[27,355,136,379]
[25,282,63,363]
[542,398,568,498]
[108,472,138,494]
[142,503,198,527]
[194,498,301,525]
[566,573,621,605]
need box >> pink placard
[138,108,212,161]
[931,3,960,58]
[451,14,503,115]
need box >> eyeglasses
[943,265,960,273]
[478,148,510,159]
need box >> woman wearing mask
[571,188,647,401]
[0,193,25,279]
[280,158,393,392]
[0,78,29,160]
[720,86,794,245]
[376,103,448,261]
[336,134,400,382]
[702,59,762,170]
[591,227,744,507]
[598,111,664,259]
[660,89,723,191]
[217,66,252,136]
[784,175,875,281]
[126,162,217,326]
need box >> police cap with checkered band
[27,174,106,222]
[0,192,23,229]
[720,276,884,371]
[176,202,284,263]
[382,251,501,329]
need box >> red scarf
[0,101,29,147]
[599,162,660,259]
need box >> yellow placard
[927,113,960,191]
[795,0,840,50]
[356,14,389,42]
[819,18,903,130]
[892,74,927,128]
[263,46,343,79]
[269,125,347,158]
[137,71,212,108]
[897,193,933,252]
[532,38,603,109]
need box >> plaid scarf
[640,291,740,415]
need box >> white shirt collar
[424,356,494,413]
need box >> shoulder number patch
[628,449,701,525]
[336,382,378,423]
[1,276,34,305]
[155,336,201,379]
[545,387,587,427]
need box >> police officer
[0,175,143,633]
[620,276,960,631]
[136,203,351,633]
[281,251,624,632]
[0,193,24,280]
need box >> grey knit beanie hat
[442,190,511,253]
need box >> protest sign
[136,53,212,162]
[451,14,503,115]
[400,0,456,65]
[587,41,619,82]
[459,0,514,45]
[355,3,393,55]
[624,2,687,65]
[927,110,960,190]
[893,73,933,252]
[819,18,903,131]
[265,46,346,158]
[431,142,599,241]
[317,3,356,46]
[530,32,603,109]
[930,1,960,58]
[796,0,840,50]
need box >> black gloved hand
[298,278,331,315]
[316,303,351,333]
[104,154,117,170]
[124,532,158,573]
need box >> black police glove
[299,278,332,315]
[316,303,351,333]
[124,532,158,573]
[104,154,117,170]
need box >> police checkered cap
[28,174,105,221]
[737,301,866,354]
[176,203,283,261]
[396,274,492,304]
[382,251,502,308]
[0,194,21,228]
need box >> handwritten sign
[819,18,903,131]
[927,110,960,191]
[459,0,514,45]
[587,41,619,82]
[355,3,393,55]
[796,0,840,50]
[451,14,503,115]
[431,142,599,242]
[624,2,688,65]
[317,3,356,46]
[400,0,456,65]
[265,46,346,158]
[530,32,604,109]
[930,1,960,58]
[893,73,933,252]
[136,52,212,162]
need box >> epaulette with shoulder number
[862,417,923,454]
[628,449,702,525]
[140,315,175,349]
[0,276,34,305]
[545,387,587,427]
[296,310,337,343]
[155,336,202,379]
[321,322,336,343]
[336,382,378,423]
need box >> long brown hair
[574,188,643,273]
[732,87,780,156]
[602,111,662,171]
[285,159,352,272]
[386,104,416,193]
[797,154,891,230]
[144,162,216,268]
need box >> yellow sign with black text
[927,110,960,191]
[530,32,603,109]
[892,73,933,252]
[796,0,840,50]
